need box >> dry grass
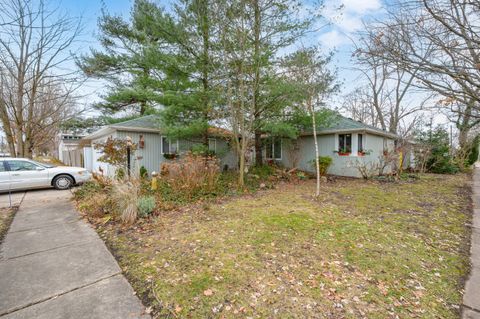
[110,179,140,224]
[0,207,17,244]
[93,174,471,318]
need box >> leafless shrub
[349,152,399,180]
[349,158,380,180]
[378,151,399,176]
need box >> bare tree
[0,0,82,158]
[340,86,379,127]
[365,0,480,146]
[218,0,255,187]
[351,27,428,136]
[437,95,480,150]
[283,47,337,197]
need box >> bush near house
[310,156,333,176]
[416,126,460,174]
[160,153,220,199]
[139,166,148,178]
[74,154,305,224]
[137,196,155,217]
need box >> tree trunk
[253,0,262,166]
[309,98,321,197]
[238,138,245,187]
[0,101,16,156]
[458,126,469,150]
[201,0,210,153]
[457,99,474,151]
[15,78,25,157]
[254,131,262,166]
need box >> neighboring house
[82,115,238,176]
[262,115,399,177]
[56,133,86,166]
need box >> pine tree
[158,0,223,150]
[248,0,315,166]
[77,0,174,115]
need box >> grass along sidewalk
[84,174,471,318]
[0,207,17,244]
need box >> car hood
[46,166,87,173]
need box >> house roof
[301,115,398,139]
[84,115,233,140]
[109,115,160,131]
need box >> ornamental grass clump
[111,178,140,224]
[161,152,220,198]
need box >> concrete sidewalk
[463,167,480,319]
[0,189,149,319]
[0,192,25,209]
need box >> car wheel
[53,175,74,190]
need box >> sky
[58,0,449,129]
[60,0,388,109]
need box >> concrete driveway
[0,189,150,319]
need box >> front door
[6,160,50,190]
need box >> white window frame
[161,136,179,154]
[208,138,216,153]
[265,137,282,160]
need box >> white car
[0,158,91,192]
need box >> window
[0,161,6,172]
[266,137,282,160]
[338,134,352,153]
[208,138,216,153]
[358,134,364,152]
[7,160,41,171]
[161,137,178,154]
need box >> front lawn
[87,174,471,318]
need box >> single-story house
[261,115,399,177]
[81,114,399,178]
[82,115,238,176]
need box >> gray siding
[116,131,163,175]
[93,130,239,176]
[216,138,238,170]
[280,132,395,178]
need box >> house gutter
[111,126,162,133]
[299,128,399,139]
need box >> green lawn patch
[89,174,472,318]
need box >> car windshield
[31,160,54,168]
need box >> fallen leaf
[204,289,214,296]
